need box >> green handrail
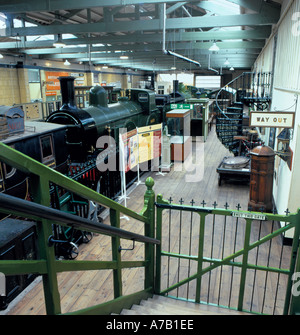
[0,142,157,315]
[0,192,159,245]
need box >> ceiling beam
[0,13,278,37]
[196,2,239,16]
[41,50,258,63]
[34,41,265,58]
[23,45,262,56]
[166,2,188,15]
[0,26,270,50]
[226,0,281,16]
[91,58,255,68]
[0,0,200,13]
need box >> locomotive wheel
[66,242,79,260]
[125,121,136,131]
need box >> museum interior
[0,0,300,317]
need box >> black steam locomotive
[45,76,163,204]
[46,76,162,160]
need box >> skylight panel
[0,13,6,29]
[26,35,54,41]
[210,0,240,15]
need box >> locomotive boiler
[46,76,161,160]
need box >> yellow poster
[138,132,152,163]
[138,124,162,164]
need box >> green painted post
[30,175,61,315]
[285,209,300,315]
[110,208,122,298]
[155,194,168,294]
[195,213,206,303]
[143,177,155,292]
[238,218,252,311]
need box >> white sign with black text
[250,112,295,128]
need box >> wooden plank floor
[3,127,291,315]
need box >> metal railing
[155,195,300,315]
[215,71,272,155]
[215,71,272,116]
[0,142,159,315]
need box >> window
[40,135,54,162]
[158,85,164,94]
[28,69,40,83]
[93,72,99,83]
[195,76,221,89]
[138,92,148,102]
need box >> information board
[119,124,162,173]
[138,124,162,164]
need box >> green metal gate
[155,194,300,315]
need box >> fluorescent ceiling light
[209,42,219,52]
[102,65,108,69]
[171,66,176,70]
[53,33,66,48]
[64,59,70,65]
[0,53,3,59]
[120,55,129,59]
[53,42,66,48]
[166,50,201,67]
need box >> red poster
[153,130,162,158]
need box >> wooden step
[119,295,251,315]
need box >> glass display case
[166,109,191,161]
[186,98,210,141]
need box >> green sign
[170,103,194,110]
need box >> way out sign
[250,112,295,128]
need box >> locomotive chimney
[59,76,76,110]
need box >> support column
[17,66,31,103]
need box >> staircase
[215,71,271,156]
[118,295,249,315]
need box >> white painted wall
[253,0,300,218]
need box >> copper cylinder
[248,145,275,213]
